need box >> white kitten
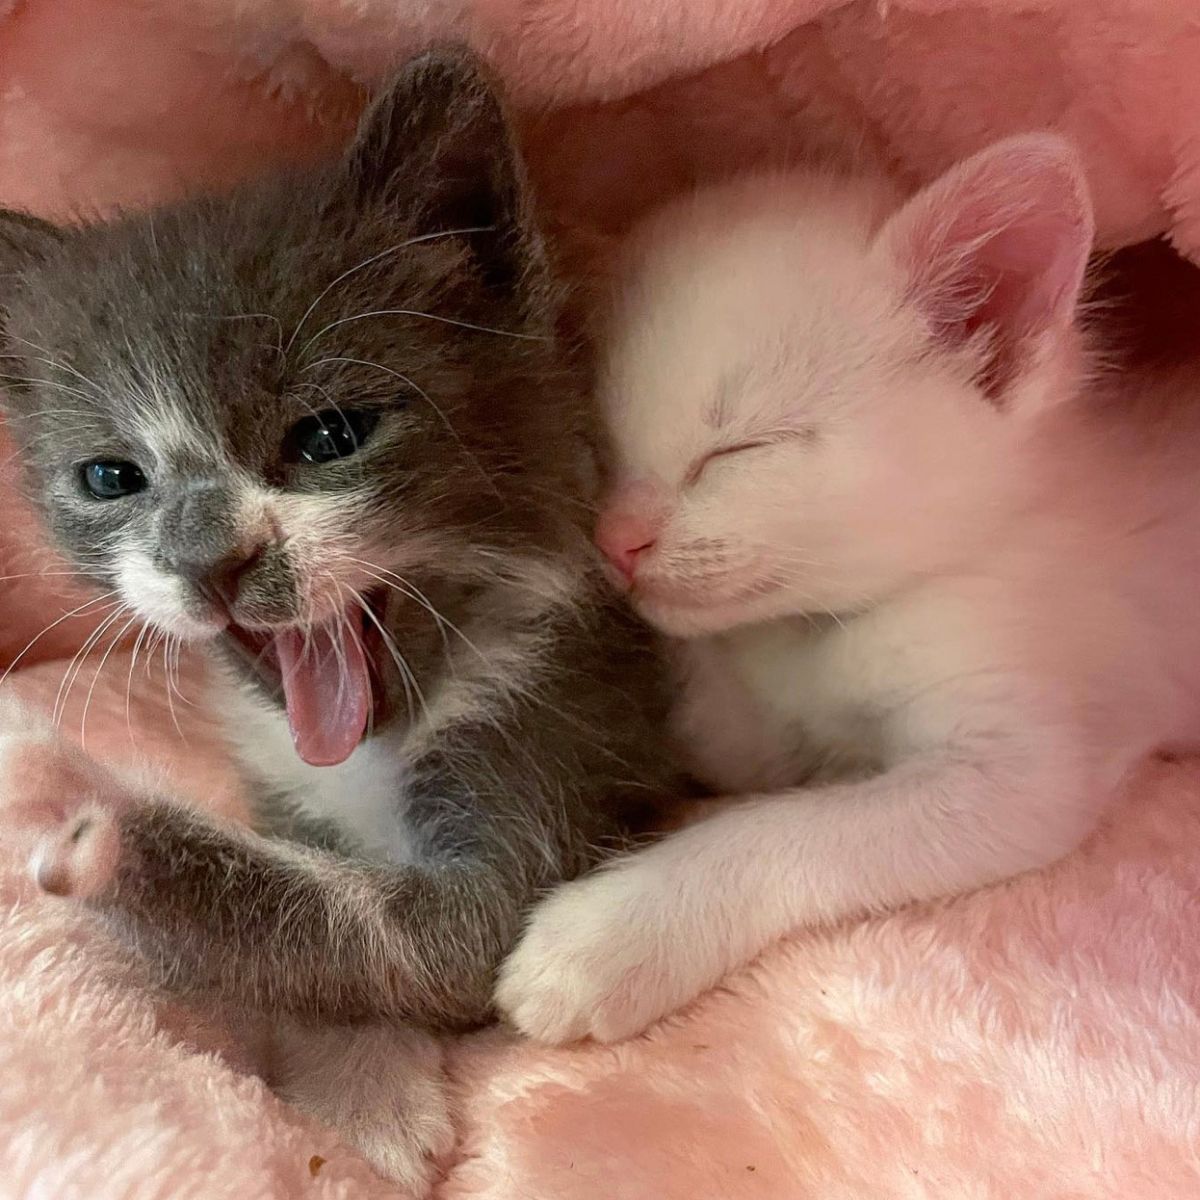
[496,135,1200,1043]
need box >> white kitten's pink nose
[597,481,668,584]
[596,495,661,585]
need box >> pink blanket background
[3,2,1200,1196]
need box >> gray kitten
[0,50,679,1180]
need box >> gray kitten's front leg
[125,800,523,1028]
[40,795,528,1029]
[19,657,644,1031]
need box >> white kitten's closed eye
[684,440,771,486]
[684,429,814,488]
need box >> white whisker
[125,618,153,744]
[0,590,121,691]
[53,602,129,727]
[80,609,141,750]
[282,226,498,358]
[3,335,107,400]
[161,635,187,741]
[348,582,430,725]
[297,307,545,363]
[302,356,503,497]
[348,557,489,665]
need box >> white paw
[495,858,718,1045]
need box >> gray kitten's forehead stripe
[141,405,231,474]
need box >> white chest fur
[223,685,417,864]
[678,604,952,792]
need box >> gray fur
[0,48,680,1032]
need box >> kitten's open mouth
[223,590,388,768]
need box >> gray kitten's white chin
[126,605,227,644]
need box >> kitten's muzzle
[185,543,266,620]
[168,538,297,628]
[156,480,296,626]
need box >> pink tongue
[274,616,371,767]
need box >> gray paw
[272,1020,455,1195]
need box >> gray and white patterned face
[0,53,594,766]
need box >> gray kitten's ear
[344,46,542,290]
[0,209,62,276]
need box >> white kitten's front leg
[497,748,1097,1044]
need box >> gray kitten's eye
[81,460,148,500]
[284,409,380,465]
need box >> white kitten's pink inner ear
[879,134,1094,354]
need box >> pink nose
[595,512,658,583]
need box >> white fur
[224,688,421,862]
[115,549,220,638]
[497,136,1200,1043]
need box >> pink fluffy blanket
[4,2,1200,1196]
